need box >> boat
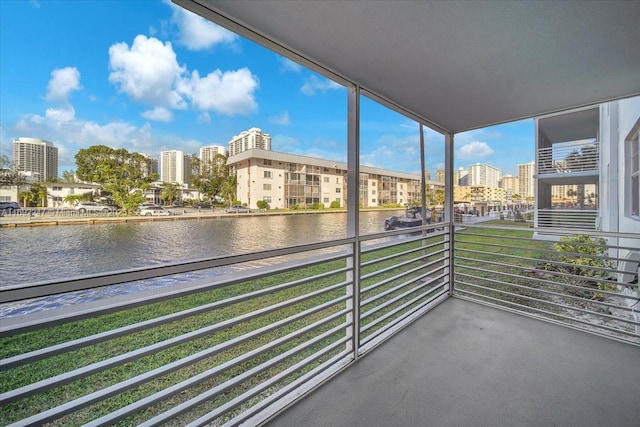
[384,206,435,230]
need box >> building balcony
[1,223,638,426]
[537,140,599,180]
[537,208,598,230]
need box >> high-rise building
[466,163,501,187]
[160,150,190,185]
[518,161,535,199]
[200,145,228,174]
[228,128,271,156]
[436,169,445,183]
[12,137,58,182]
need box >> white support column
[445,132,455,295]
[346,84,361,358]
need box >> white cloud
[181,68,258,116]
[457,141,494,159]
[108,35,187,111]
[279,57,303,73]
[45,106,75,122]
[300,75,343,96]
[269,110,290,125]
[167,1,237,50]
[141,107,173,122]
[46,67,81,102]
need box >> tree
[190,153,232,201]
[160,183,180,205]
[61,170,77,183]
[19,191,33,207]
[0,155,27,188]
[75,145,157,213]
[30,182,48,207]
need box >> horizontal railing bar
[454,255,628,292]
[1,267,351,366]
[454,237,631,265]
[220,350,352,427]
[1,255,351,336]
[455,290,639,338]
[4,296,350,425]
[361,263,445,306]
[1,281,350,404]
[361,256,445,297]
[456,223,640,241]
[361,283,446,334]
[361,273,447,319]
[360,248,438,281]
[0,238,354,303]
[360,238,444,268]
[455,269,639,310]
[455,247,621,278]
[359,288,449,346]
[360,225,448,243]
[184,335,351,427]
[85,314,350,427]
[456,280,639,327]
[456,273,637,313]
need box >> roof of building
[178,0,640,134]
[227,148,438,182]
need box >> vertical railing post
[445,132,455,296]
[346,83,361,358]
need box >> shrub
[312,202,324,210]
[290,204,300,210]
[256,200,269,210]
[330,201,341,208]
[547,234,616,300]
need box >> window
[263,159,272,166]
[336,188,341,193]
[263,183,271,191]
[324,177,329,183]
[264,171,272,179]
[263,196,271,203]
[628,124,640,218]
[52,186,62,191]
[323,197,329,203]
[336,177,341,184]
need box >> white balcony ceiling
[178,0,640,134]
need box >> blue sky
[0,0,534,177]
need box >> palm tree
[19,191,33,208]
[161,183,180,205]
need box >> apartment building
[518,161,535,200]
[200,145,228,174]
[534,96,640,237]
[226,148,437,209]
[466,163,501,187]
[12,137,58,182]
[228,128,271,156]
[160,150,190,185]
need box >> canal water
[1,211,400,317]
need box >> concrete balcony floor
[266,297,640,427]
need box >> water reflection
[1,211,398,285]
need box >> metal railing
[537,140,599,174]
[453,223,640,344]
[537,208,598,230]
[0,224,450,426]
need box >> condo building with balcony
[226,148,439,209]
[12,137,58,182]
[534,97,640,234]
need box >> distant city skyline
[0,0,534,177]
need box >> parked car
[225,205,251,213]
[172,200,183,207]
[139,206,172,216]
[74,202,118,214]
[0,201,20,213]
[193,201,212,209]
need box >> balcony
[2,223,638,426]
[537,208,598,230]
[537,140,599,176]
